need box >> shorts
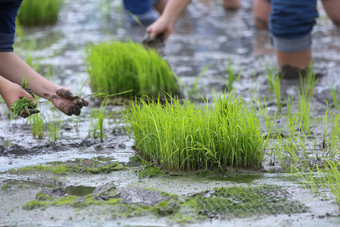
[0,0,23,52]
[269,0,318,52]
[122,0,160,26]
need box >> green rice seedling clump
[124,93,264,171]
[9,97,35,120]
[86,41,180,99]
[18,0,63,26]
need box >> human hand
[146,16,175,40]
[49,87,89,116]
[2,83,39,118]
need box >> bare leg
[276,48,312,77]
[253,0,271,30]
[223,0,241,11]
[321,0,340,26]
[154,0,168,14]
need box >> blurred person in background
[146,0,340,78]
[0,0,88,117]
[122,0,168,26]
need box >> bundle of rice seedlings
[85,41,180,99]
[18,0,63,26]
[124,93,264,171]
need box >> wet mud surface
[1,0,340,226]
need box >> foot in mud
[279,65,307,79]
[49,88,89,116]
[279,65,324,80]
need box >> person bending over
[146,0,340,78]
[0,0,88,117]
[122,0,168,26]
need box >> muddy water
[1,0,340,226]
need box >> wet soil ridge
[125,93,264,171]
[85,41,180,100]
[22,183,307,223]
[8,157,124,175]
[0,139,100,157]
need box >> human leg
[223,0,241,11]
[321,0,340,26]
[253,0,271,30]
[270,0,317,77]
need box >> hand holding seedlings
[0,1,89,118]
[0,53,89,117]
[0,76,39,118]
[146,0,191,40]
[143,32,165,50]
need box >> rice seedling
[17,0,63,26]
[285,97,300,137]
[85,40,180,99]
[89,99,110,143]
[9,96,35,120]
[186,64,209,99]
[322,101,330,143]
[304,64,317,97]
[266,64,275,94]
[292,165,325,196]
[48,114,64,142]
[72,116,81,134]
[225,60,241,92]
[331,85,340,109]
[265,65,282,111]
[293,160,340,208]
[20,74,30,89]
[273,73,282,112]
[28,112,46,139]
[124,93,264,171]
[274,134,301,171]
[298,95,311,135]
[298,73,314,135]
[252,94,276,145]
[321,160,340,207]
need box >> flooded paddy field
[1,0,340,226]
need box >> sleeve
[0,0,23,52]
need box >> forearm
[0,52,56,100]
[161,0,192,23]
[0,75,10,94]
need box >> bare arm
[0,52,88,116]
[0,52,56,99]
[146,0,192,39]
